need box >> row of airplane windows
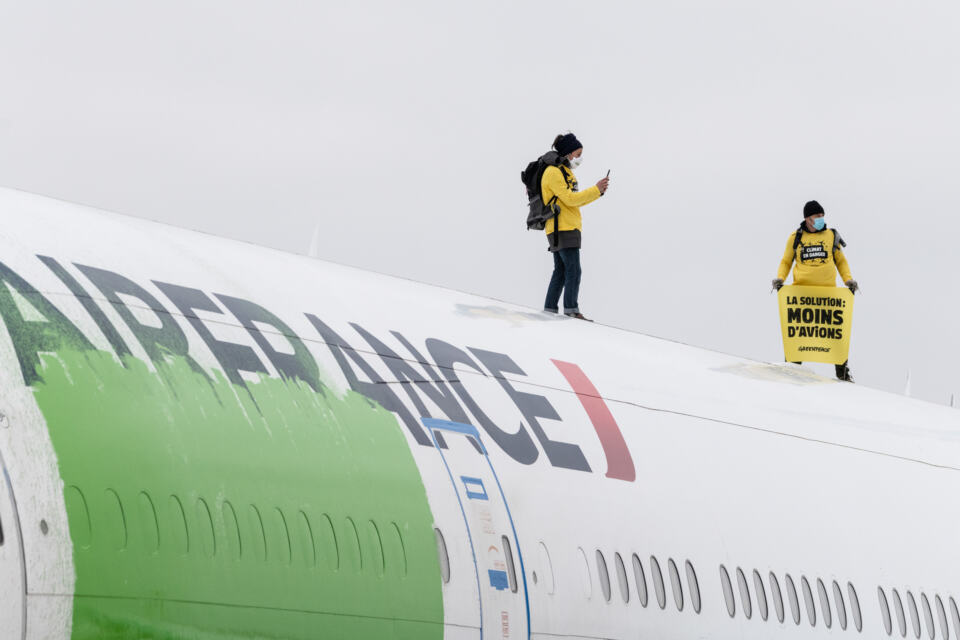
[719,564,960,639]
[589,549,701,613]
[433,530,701,615]
[720,564,862,631]
[434,534,960,640]
[878,587,960,639]
[63,486,408,575]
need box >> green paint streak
[32,350,443,639]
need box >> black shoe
[564,312,594,322]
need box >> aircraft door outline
[0,444,27,640]
[422,417,530,640]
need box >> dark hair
[552,134,566,150]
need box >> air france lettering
[0,256,635,481]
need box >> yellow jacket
[541,165,602,234]
[777,227,853,286]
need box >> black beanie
[803,200,825,218]
[554,133,583,157]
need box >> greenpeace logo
[798,346,830,353]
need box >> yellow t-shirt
[776,227,853,286]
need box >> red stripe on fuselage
[551,359,636,482]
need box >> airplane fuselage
[0,188,958,639]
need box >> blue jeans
[544,248,581,313]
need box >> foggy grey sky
[1,1,958,403]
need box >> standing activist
[772,200,859,381]
[521,133,609,321]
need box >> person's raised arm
[543,167,604,208]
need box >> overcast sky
[1,1,958,404]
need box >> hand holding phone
[597,170,610,194]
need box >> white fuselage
[0,187,958,640]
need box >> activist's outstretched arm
[542,166,602,208]
[777,236,796,281]
[834,248,853,283]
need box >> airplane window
[935,595,950,640]
[893,589,907,637]
[628,554,648,607]
[879,588,893,636]
[685,561,701,614]
[651,556,666,609]
[848,583,863,632]
[921,593,934,640]
[801,576,817,626]
[391,523,408,578]
[832,580,847,630]
[274,508,292,566]
[668,559,684,611]
[578,547,593,599]
[614,553,629,603]
[951,597,960,640]
[502,536,518,594]
[63,486,91,549]
[537,542,555,595]
[769,573,785,623]
[318,513,339,571]
[170,495,191,556]
[344,517,362,572]
[907,591,921,639]
[367,520,385,577]
[720,565,736,618]
[632,554,649,607]
[196,498,217,559]
[753,570,768,621]
[105,488,128,551]
[736,567,752,619]
[785,574,801,625]
[817,578,832,628]
[596,550,611,602]
[434,528,450,584]
[140,492,161,555]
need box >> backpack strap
[548,195,560,248]
[793,228,804,252]
[832,229,846,255]
[549,165,571,248]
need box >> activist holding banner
[772,200,859,381]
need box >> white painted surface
[0,187,958,639]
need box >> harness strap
[794,227,846,257]
[550,165,573,248]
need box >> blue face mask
[812,217,826,231]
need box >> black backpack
[521,151,571,234]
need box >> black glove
[845,279,859,294]
[771,278,784,292]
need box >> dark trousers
[544,248,581,313]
